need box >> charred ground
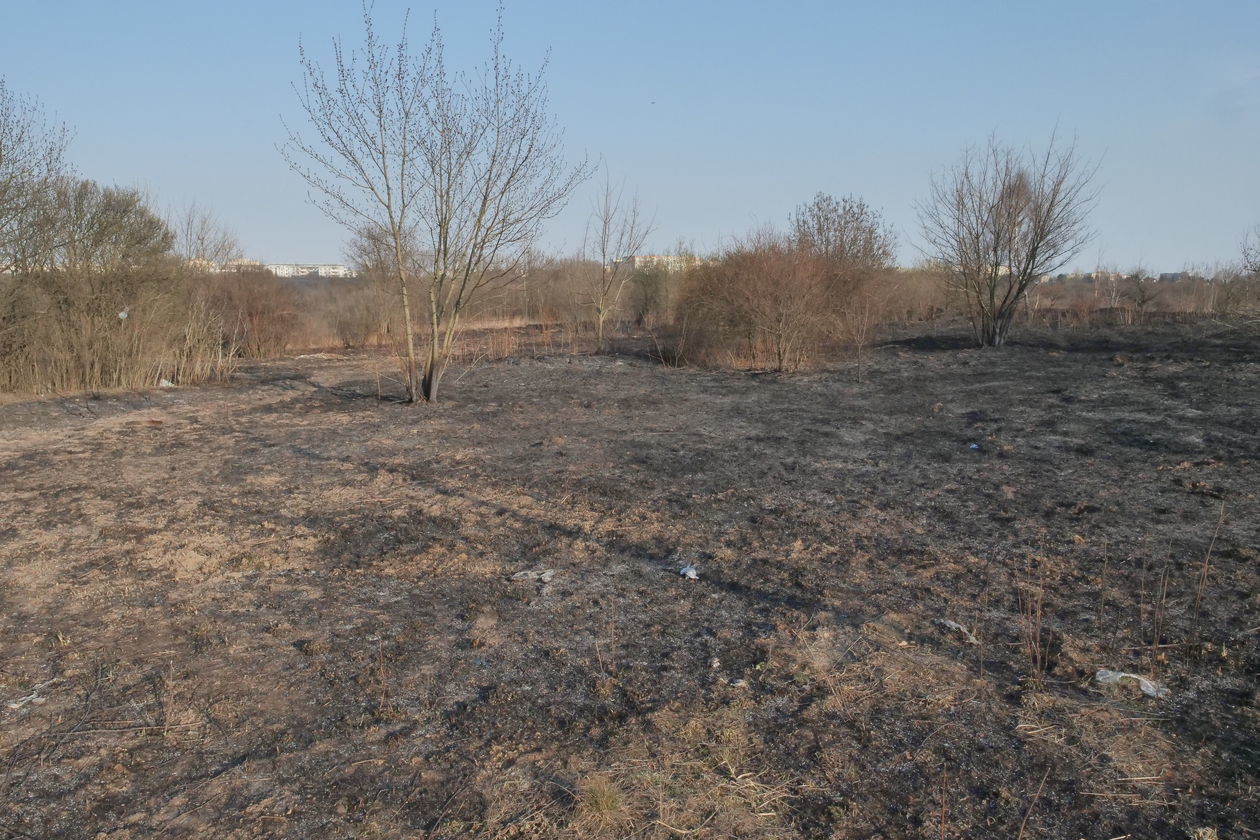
[2,322,1258,838]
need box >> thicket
[1,80,319,395]
[0,177,234,394]
[664,195,906,371]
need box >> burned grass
[1,322,1258,838]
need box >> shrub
[628,264,671,329]
[0,263,233,393]
[0,179,235,394]
[204,269,300,358]
[672,235,831,371]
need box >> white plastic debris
[6,692,47,710]
[968,443,981,450]
[1095,669,1170,699]
[158,378,175,388]
[679,564,699,580]
[934,618,980,646]
[511,569,555,583]
[117,310,128,321]
[5,679,60,710]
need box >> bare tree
[1243,225,1260,277]
[1094,265,1125,310]
[583,173,652,351]
[791,192,895,283]
[918,136,1098,346]
[1120,267,1160,322]
[171,202,242,268]
[284,5,428,400]
[411,12,589,400]
[0,78,70,274]
[49,179,174,273]
[628,263,669,329]
[284,4,587,402]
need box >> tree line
[3,5,1258,400]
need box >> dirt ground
[2,321,1258,839]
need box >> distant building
[265,263,354,279]
[1045,271,1132,285]
[1078,271,1129,285]
[181,258,353,278]
[615,254,704,273]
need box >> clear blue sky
[3,0,1257,271]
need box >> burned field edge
[1,323,1258,838]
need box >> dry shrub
[0,263,233,393]
[1213,271,1260,317]
[207,270,404,357]
[885,263,954,323]
[1022,268,1260,328]
[204,269,300,358]
[0,177,235,393]
[668,232,910,371]
[628,264,672,329]
[315,252,682,359]
[664,197,904,371]
[1118,275,1163,321]
[1161,274,1217,314]
[295,276,397,348]
[671,235,831,371]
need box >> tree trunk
[394,261,418,403]
[981,312,1012,347]
[421,340,445,403]
[420,361,443,403]
[979,311,1005,347]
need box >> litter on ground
[1095,669,1170,699]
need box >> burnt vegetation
[3,8,1260,840]
[3,326,1259,838]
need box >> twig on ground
[1016,767,1051,840]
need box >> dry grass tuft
[572,774,632,832]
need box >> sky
[3,0,1258,271]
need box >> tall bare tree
[412,11,588,400]
[918,136,1098,346]
[583,173,652,351]
[171,201,242,268]
[284,4,587,402]
[284,5,427,400]
[0,78,70,274]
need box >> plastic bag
[1095,669,1169,699]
